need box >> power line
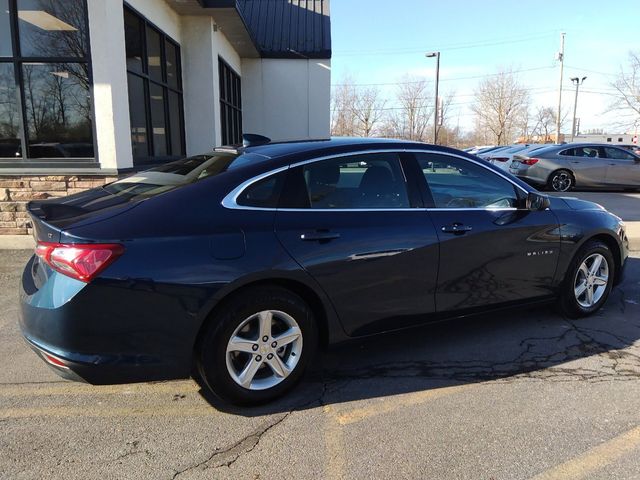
[334,31,558,57]
[564,65,618,78]
[331,66,556,87]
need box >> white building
[573,133,638,145]
[0,0,331,236]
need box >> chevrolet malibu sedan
[510,143,640,192]
[20,137,628,405]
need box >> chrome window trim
[221,149,529,211]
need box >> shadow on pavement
[203,256,640,416]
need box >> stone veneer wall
[0,175,120,235]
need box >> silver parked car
[509,143,640,192]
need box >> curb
[624,222,640,251]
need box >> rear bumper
[509,166,548,186]
[18,255,203,385]
[21,334,183,384]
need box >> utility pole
[425,51,440,144]
[570,76,586,142]
[555,32,565,143]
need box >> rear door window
[236,172,286,208]
[280,153,410,209]
[573,147,601,158]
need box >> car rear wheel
[548,169,574,192]
[196,286,317,406]
[559,240,614,318]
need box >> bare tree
[352,87,386,137]
[386,76,433,141]
[530,106,556,142]
[523,106,570,143]
[471,69,529,145]
[609,51,640,129]
[330,78,358,136]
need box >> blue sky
[330,0,639,134]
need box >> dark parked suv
[19,137,628,405]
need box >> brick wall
[0,175,119,235]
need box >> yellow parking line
[0,404,220,419]
[335,383,469,425]
[324,406,347,480]
[529,425,640,480]
[0,380,200,397]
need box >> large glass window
[0,0,94,164]
[0,0,12,57]
[0,63,21,158]
[417,154,518,209]
[17,0,88,58]
[124,6,184,165]
[219,57,242,145]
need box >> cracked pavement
[1,249,640,479]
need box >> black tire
[547,169,575,192]
[196,286,317,406]
[558,240,615,318]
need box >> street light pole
[555,32,565,143]
[570,76,587,142]
[425,51,440,144]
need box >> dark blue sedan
[19,137,629,405]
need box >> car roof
[242,137,425,158]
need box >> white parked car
[488,144,545,171]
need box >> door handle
[300,230,341,242]
[441,223,473,235]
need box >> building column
[181,16,218,154]
[86,0,133,170]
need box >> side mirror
[526,192,550,211]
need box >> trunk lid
[27,187,143,243]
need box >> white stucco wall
[87,0,133,169]
[241,58,331,141]
[88,0,330,168]
[180,16,242,153]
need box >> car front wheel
[197,286,317,406]
[559,240,615,318]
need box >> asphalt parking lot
[1,200,640,479]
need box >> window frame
[222,150,529,212]
[218,57,242,146]
[124,3,185,166]
[0,0,97,168]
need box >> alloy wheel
[225,310,303,390]
[551,172,572,192]
[573,253,609,308]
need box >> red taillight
[521,158,539,165]
[492,157,509,162]
[35,242,124,282]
